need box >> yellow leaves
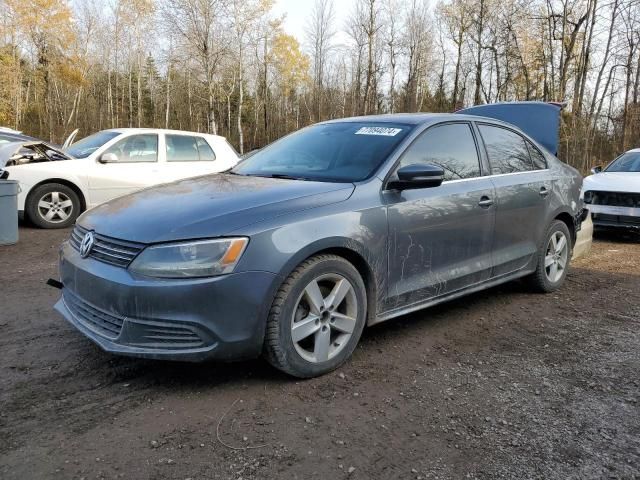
[0,49,20,125]
[55,60,87,88]
[5,0,76,48]
[271,32,311,92]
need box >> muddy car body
[55,106,586,377]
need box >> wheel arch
[276,238,382,325]
[26,178,87,213]
[553,211,576,247]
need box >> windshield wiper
[256,173,309,181]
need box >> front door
[384,122,495,313]
[87,133,161,207]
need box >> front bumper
[588,205,640,231]
[55,241,282,361]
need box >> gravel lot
[1,226,639,479]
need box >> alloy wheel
[544,231,568,283]
[290,273,358,363]
[38,191,74,223]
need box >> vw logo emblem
[80,232,95,258]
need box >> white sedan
[583,149,640,233]
[3,129,239,228]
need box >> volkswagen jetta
[54,105,585,377]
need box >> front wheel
[26,183,81,229]
[263,254,367,378]
[527,220,572,292]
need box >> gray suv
[54,108,584,378]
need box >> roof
[103,128,225,139]
[320,113,453,126]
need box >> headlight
[129,238,248,278]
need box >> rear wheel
[264,254,367,378]
[527,220,572,292]
[26,183,81,229]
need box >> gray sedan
[54,110,585,377]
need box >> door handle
[478,196,494,208]
[539,186,550,197]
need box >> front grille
[132,324,204,349]
[70,225,144,268]
[63,289,124,339]
[593,213,640,227]
[585,190,640,208]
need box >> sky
[272,0,354,48]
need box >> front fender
[6,163,89,212]
[233,188,389,315]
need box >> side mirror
[388,164,445,191]
[99,152,118,164]
[590,165,602,174]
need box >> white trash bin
[0,180,19,245]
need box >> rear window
[479,124,533,174]
[526,140,547,170]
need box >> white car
[3,129,239,228]
[583,149,640,233]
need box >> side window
[526,140,547,170]
[196,137,216,161]
[166,135,216,162]
[166,135,198,162]
[397,123,481,181]
[102,134,158,163]
[478,124,533,174]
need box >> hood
[79,174,355,243]
[583,172,640,194]
[0,141,72,167]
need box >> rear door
[162,134,224,182]
[385,122,495,311]
[476,123,551,276]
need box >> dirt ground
[1,226,639,480]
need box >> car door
[476,123,551,277]
[162,134,222,182]
[384,122,496,311]
[87,133,161,207]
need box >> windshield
[605,152,640,172]
[233,122,413,182]
[65,131,121,159]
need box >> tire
[26,183,81,229]
[264,254,367,378]
[526,220,572,293]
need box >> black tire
[526,220,572,293]
[26,183,81,229]
[263,254,367,378]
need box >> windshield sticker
[355,127,402,137]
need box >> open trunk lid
[459,101,563,156]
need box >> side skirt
[372,267,535,325]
